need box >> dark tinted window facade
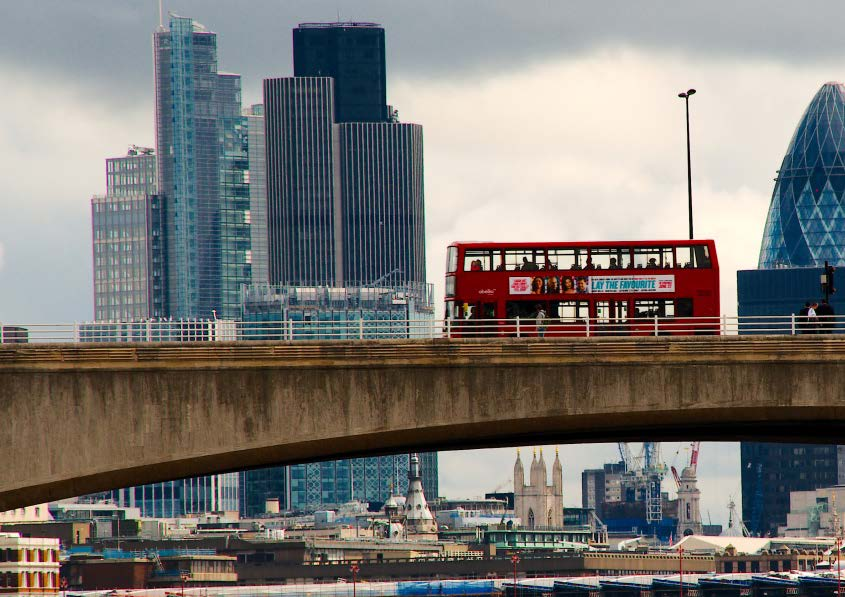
[741,442,839,536]
[293,23,387,123]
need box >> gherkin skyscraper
[759,82,845,268]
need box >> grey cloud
[5,1,845,110]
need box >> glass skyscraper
[739,81,845,535]
[91,148,166,321]
[240,22,435,514]
[154,15,251,319]
[293,23,387,123]
[111,473,239,518]
[264,77,338,286]
[244,104,269,286]
[239,453,438,516]
[335,122,426,286]
[759,82,845,268]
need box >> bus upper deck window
[633,247,674,269]
[504,249,544,271]
[547,248,585,270]
[590,248,631,270]
[677,245,712,268]
[463,249,497,272]
[447,247,458,273]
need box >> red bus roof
[449,239,716,248]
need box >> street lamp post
[678,88,697,240]
[350,564,359,597]
[678,546,684,597]
[511,554,520,597]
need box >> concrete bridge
[1,335,844,510]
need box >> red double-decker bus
[445,240,720,336]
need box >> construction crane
[643,442,667,523]
[617,442,667,523]
[670,442,701,490]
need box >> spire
[514,449,524,491]
[538,448,547,486]
[553,446,563,493]
[404,453,436,535]
[530,446,543,487]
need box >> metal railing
[0,315,842,344]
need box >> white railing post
[791,313,796,336]
[0,323,4,344]
[516,317,521,338]
[721,314,727,336]
[359,318,364,340]
[445,318,452,339]
[653,316,659,337]
[73,322,80,343]
[585,317,590,338]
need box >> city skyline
[3,2,845,525]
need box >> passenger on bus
[609,258,619,269]
[522,257,539,271]
[584,258,596,270]
[495,263,505,271]
[470,259,482,271]
[647,258,658,269]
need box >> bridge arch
[0,336,844,509]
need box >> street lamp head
[678,92,687,98]
[679,89,696,99]
[687,88,697,96]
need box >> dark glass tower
[264,77,338,286]
[293,23,387,123]
[248,22,435,512]
[741,443,839,536]
[335,122,426,286]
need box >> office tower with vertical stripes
[243,22,435,512]
[264,34,425,288]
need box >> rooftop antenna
[158,0,164,29]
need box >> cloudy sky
[2,1,843,525]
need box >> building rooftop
[297,22,382,29]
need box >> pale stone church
[514,448,564,529]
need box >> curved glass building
[759,82,845,268]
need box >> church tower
[676,464,703,537]
[403,453,438,538]
[514,447,563,529]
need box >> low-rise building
[782,485,845,537]
[0,532,61,594]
